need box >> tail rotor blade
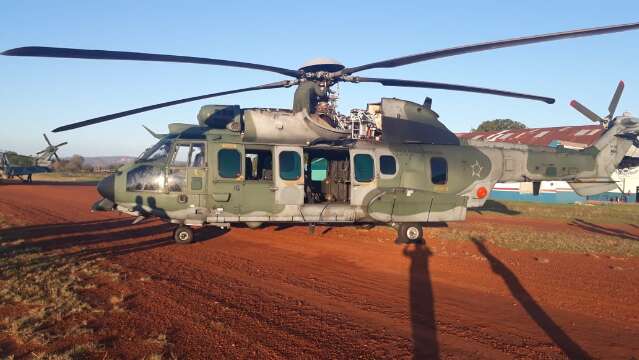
[570,100,604,123]
[43,133,52,146]
[608,80,625,119]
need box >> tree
[66,155,85,172]
[472,119,526,132]
[52,155,86,172]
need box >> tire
[395,223,424,244]
[245,221,263,229]
[174,226,194,244]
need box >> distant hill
[82,156,136,168]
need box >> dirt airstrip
[0,183,638,359]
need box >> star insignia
[471,160,483,178]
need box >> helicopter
[3,22,639,244]
[0,134,67,183]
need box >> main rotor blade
[343,22,639,75]
[608,80,625,118]
[55,142,68,148]
[3,46,300,78]
[52,80,297,132]
[43,133,52,146]
[54,152,61,162]
[347,76,555,104]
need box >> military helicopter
[4,22,639,244]
[0,134,67,183]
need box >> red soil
[0,183,638,359]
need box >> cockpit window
[138,138,172,163]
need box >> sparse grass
[31,342,98,360]
[479,200,638,224]
[0,245,120,346]
[433,222,639,256]
[31,172,104,183]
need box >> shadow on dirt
[0,180,99,186]
[471,237,591,359]
[403,244,439,359]
[470,200,521,216]
[0,218,227,268]
[570,219,639,241]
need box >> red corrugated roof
[457,124,605,148]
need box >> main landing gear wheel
[174,226,194,244]
[395,223,424,244]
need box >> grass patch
[31,172,104,183]
[0,245,119,346]
[434,222,639,256]
[477,200,637,224]
[31,342,98,360]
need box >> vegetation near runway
[433,201,639,255]
[481,200,638,224]
[31,172,105,183]
[0,215,124,358]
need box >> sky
[1,0,639,157]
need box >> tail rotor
[570,81,625,127]
[37,133,67,162]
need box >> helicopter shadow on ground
[403,243,439,359]
[0,179,99,186]
[0,217,227,270]
[569,219,639,241]
[469,200,521,216]
[471,237,591,360]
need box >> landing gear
[173,225,194,244]
[395,223,424,244]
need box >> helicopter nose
[97,174,115,201]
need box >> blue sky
[2,0,639,156]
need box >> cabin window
[310,157,328,181]
[126,165,164,192]
[218,149,242,178]
[380,155,397,176]
[430,157,448,185]
[246,149,273,181]
[279,151,301,180]
[354,154,374,182]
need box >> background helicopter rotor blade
[346,76,555,104]
[570,99,604,123]
[342,22,639,75]
[2,46,300,78]
[608,80,625,119]
[43,133,53,146]
[52,80,298,132]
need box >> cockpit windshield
[137,138,172,163]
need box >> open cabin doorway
[303,148,350,204]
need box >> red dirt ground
[1,183,638,359]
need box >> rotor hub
[298,57,345,74]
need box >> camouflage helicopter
[0,134,67,183]
[4,22,639,244]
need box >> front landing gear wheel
[395,223,424,244]
[174,226,194,244]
